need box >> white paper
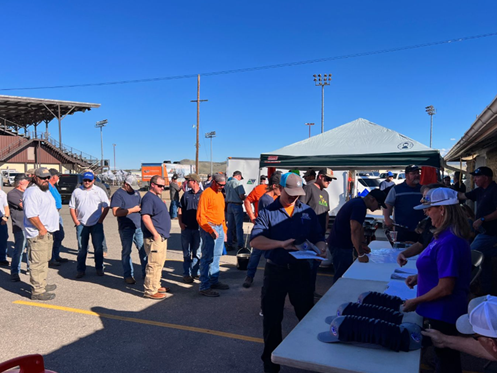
[289,250,326,260]
[383,280,416,300]
[394,268,417,275]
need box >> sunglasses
[324,177,333,182]
[83,179,93,183]
[217,183,226,187]
[154,184,165,189]
[38,176,51,180]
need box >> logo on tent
[268,156,279,161]
[397,141,414,150]
[247,179,256,185]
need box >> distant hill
[179,159,226,175]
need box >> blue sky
[2,1,496,169]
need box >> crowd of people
[0,164,496,372]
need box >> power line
[2,32,496,92]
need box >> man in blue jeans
[225,170,246,251]
[69,172,110,278]
[111,175,147,284]
[169,174,180,219]
[458,166,497,294]
[48,169,68,266]
[178,173,202,284]
[0,187,10,267]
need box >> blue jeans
[330,246,354,283]
[11,229,27,275]
[51,217,65,261]
[181,228,201,277]
[170,200,179,219]
[119,227,147,279]
[76,223,105,272]
[199,225,225,291]
[246,248,264,278]
[227,203,244,248]
[0,223,8,261]
[471,233,497,293]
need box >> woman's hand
[405,274,418,289]
[402,298,419,312]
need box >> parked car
[57,174,111,203]
[357,176,381,196]
[7,172,23,186]
[1,170,19,186]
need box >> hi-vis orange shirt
[196,187,227,234]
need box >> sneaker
[242,276,253,288]
[76,271,85,279]
[210,282,229,290]
[183,276,194,284]
[10,274,20,282]
[158,287,170,293]
[144,292,167,300]
[56,258,69,263]
[96,269,104,276]
[124,277,136,284]
[0,260,10,266]
[45,284,57,292]
[199,288,220,297]
[31,292,55,301]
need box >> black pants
[426,318,462,373]
[261,261,314,373]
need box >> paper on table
[391,272,411,280]
[384,280,416,300]
[289,250,325,260]
[394,268,417,275]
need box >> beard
[38,183,49,191]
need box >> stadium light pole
[95,119,108,171]
[305,122,315,138]
[425,105,436,148]
[313,74,332,133]
[205,131,216,175]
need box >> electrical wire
[1,32,496,91]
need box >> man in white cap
[110,174,147,284]
[422,295,497,361]
[250,172,326,373]
[23,167,60,300]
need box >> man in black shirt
[458,167,497,294]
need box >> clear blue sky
[2,1,496,169]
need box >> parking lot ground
[0,201,333,373]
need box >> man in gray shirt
[225,171,246,251]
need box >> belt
[267,259,291,269]
[227,202,243,205]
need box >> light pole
[305,122,315,138]
[313,74,332,133]
[190,75,208,173]
[113,143,116,171]
[95,119,108,171]
[425,105,436,148]
[205,131,216,175]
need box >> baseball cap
[405,165,420,173]
[26,168,35,175]
[456,295,497,338]
[471,167,493,178]
[14,173,29,182]
[304,169,316,177]
[368,189,387,208]
[34,168,51,178]
[172,173,178,180]
[268,172,282,186]
[260,175,267,180]
[387,171,394,177]
[125,175,140,190]
[413,187,458,210]
[49,168,60,176]
[279,172,305,196]
[82,172,94,181]
[213,173,226,183]
[185,173,200,183]
[318,168,337,180]
[233,170,244,180]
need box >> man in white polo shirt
[23,168,60,300]
[70,171,110,278]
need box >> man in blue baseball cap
[379,171,395,192]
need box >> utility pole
[425,105,436,148]
[95,119,108,172]
[313,74,332,133]
[305,122,315,138]
[190,75,208,172]
[205,131,216,175]
[113,143,116,171]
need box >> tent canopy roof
[260,118,441,169]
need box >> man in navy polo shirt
[141,175,171,300]
[458,166,497,294]
[111,175,147,285]
[250,172,326,373]
[178,173,203,284]
[383,165,424,242]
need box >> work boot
[45,284,57,292]
[31,292,55,301]
[199,288,220,297]
[242,276,253,288]
[96,269,104,276]
[125,277,136,284]
[76,271,85,279]
[210,281,229,290]
[144,292,167,300]
[10,274,20,282]
[183,276,194,284]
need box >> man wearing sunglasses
[23,168,60,300]
[70,172,110,279]
[141,175,171,300]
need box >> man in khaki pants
[23,168,60,300]
[141,175,171,300]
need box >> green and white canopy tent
[260,118,441,169]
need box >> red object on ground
[0,354,57,373]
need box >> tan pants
[143,237,168,296]
[28,233,54,295]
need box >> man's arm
[383,203,394,229]
[70,208,80,226]
[113,205,141,217]
[1,205,10,225]
[28,216,48,236]
[397,242,424,266]
[98,207,109,224]
[457,192,468,200]
[244,197,256,223]
[473,208,497,231]
[250,236,296,251]
[351,220,369,262]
